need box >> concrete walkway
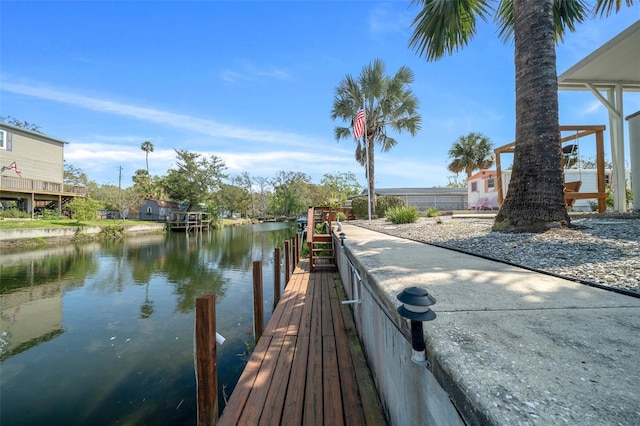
[340,223,640,425]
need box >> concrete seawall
[335,223,640,425]
[0,223,166,242]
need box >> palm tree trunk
[495,0,570,231]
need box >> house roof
[558,20,640,92]
[0,123,70,145]
[361,187,467,196]
[468,170,497,181]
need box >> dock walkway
[218,260,387,425]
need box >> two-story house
[0,123,85,216]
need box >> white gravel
[351,215,640,295]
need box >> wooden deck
[218,260,387,426]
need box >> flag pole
[363,96,371,224]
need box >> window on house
[487,178,495,189]
[471,182,478,192]
[146,207,152,214]
[0,130,5,150]
[605,173,611,185]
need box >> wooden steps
[306,206,337,272]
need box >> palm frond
[594,0,635,17]
[409,0,493,61]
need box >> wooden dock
[167,210,211,232]
[218,260,387,425]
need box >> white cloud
[219,64,292,83]
[1,80,316,148]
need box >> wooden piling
[274,247,281,309]
[195,294,218,426]
[284,240,291,285]
[253,260,264,342]
[293,234,299,265]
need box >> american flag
[2,161,22,177]
[353,107,365,140]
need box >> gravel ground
[350,214,640,296]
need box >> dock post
[253,261,264,342]
[284,240,291,285]
[274,247,281,309]
[293,234,299,265]
[195,294,218,426]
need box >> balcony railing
[0,175,86,196]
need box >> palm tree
[331,58,422,218]
[141,140,154,172]
[447,132,494,178]
[409,0,634,232]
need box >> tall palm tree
[331,58,422,218]
[448,132,494,178]
[409,0,634,232]
[141,140,154,172]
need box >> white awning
[558,20,640,92]
[558,19,640,212]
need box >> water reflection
[0,222,295,425]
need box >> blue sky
[1,1,639,189]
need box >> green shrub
[0,208,30,218]
[40,209,64,220]
[336,211,346,222]
[425,207,440,217]
[351,195,406,219]
[351,197,368,218]
[377,195,405,217]
[385,206,419,224]
[67,196,102,222]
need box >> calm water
[0,222,296,425]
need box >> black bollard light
[397,286,436,366]
[339,232,346,247]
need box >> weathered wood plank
[239,334,286,425]
[281,334,310,425]
[303,271,324,424]
[331,297,367,425]
[321,271,334,337]
[218,336,272,425]
[323,335,344,426]
[258,335,296,426]
[264,266,302,337]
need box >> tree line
[64,147,362,221]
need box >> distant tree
[217,183,250,218]
[141,141,154,172]
[0,116,43,134]
[269,171,310,217]
[233,172,254,217]
[67,196,102,222]
[132,169,165,200]
[64,162,89,186]
[320,171,363,208]
[447,132,494,178]
[302,182,331,207]
[163,149,227,210]
[446,176,467,188]
[252,176,271,217]
[331,58,422,218]
[94,185,142,219]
